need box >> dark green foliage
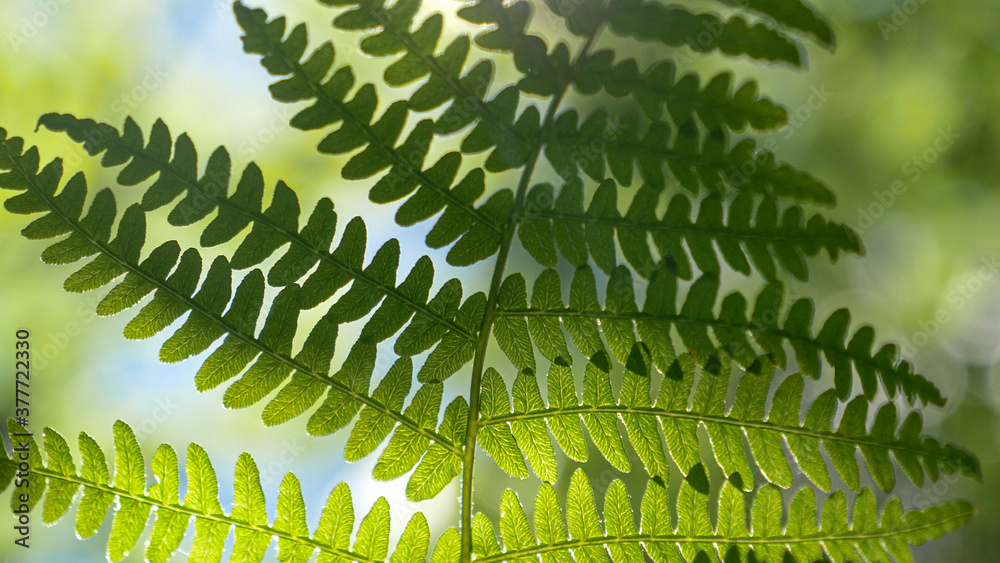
[478,352,978,490]
[0,129,467,503]
[519,180,861,280]
[495,265,945,406]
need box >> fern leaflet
[0,420,430,562]
[494,265,944,406]
[0,129,467,500]
[477,352,978,491]
[518,180,862,280]
[448,469,974,562]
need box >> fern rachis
[0,0,982,561]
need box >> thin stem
[458,26,604,559]
[479,405,958,463]
[534,208,850,246]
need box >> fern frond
[573,52,788,130]
[477,352,979,492]
[0,0,982,558]
[321,0,531,140]
[246,0,832,205]
[0,129,466,500]
[494,264,945,406]
[547,113,836,204]
[234,3,523,267]
[37,114,485,357]
[547,0,804,66]
[709,0,835,48]
[518,181,862,280]
[466,0,798,133]
[0,420,431,562]
[449,469,974,562]
[324,0,560,175]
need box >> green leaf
[478,368,530,478]
[407,398,467,501]
[534,186,861,282]
[231,453,269,562]
[418,292,484,383]
[373,382,442,481]
[0,0,979,559]
[471,512,501,557]
[345,358,412,462]
[147,445,187,563]
[573,51,788,128]
[0,419,422,563]
[0,131,467,484]
[108,421,150,560]
[232,3,506,255]
[40,429,77,525]
[36,114,477,355]
[547,111,836,205]
[275,473,313,562]
[477,352,978,492]
[498,265,945,406]
[518,184,558,267]
[76,431,113,539]
[510,370,558,483]
[494,274,536,372]
[527,270,570,362]
[472,470,974,562]
[607,0,802,65]
[185,444,228,562]
[430,528,462,563]
[355,497,391,560]
[711,0,834,48]
[545,358,588,463]
[565,470,605,560]
[390,514,431,563]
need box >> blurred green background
[0,0,998,561]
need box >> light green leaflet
[453,469,973,563]
[0,130,467,502]
[478,352,978,490]
[0,420,430,563]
